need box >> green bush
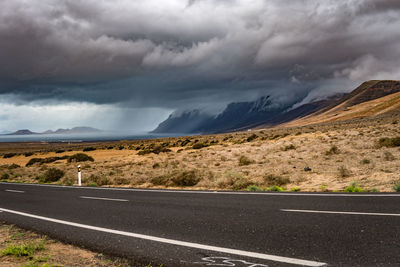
[41,168,65,183]
[55,149,65,154]
[291,187,300,192]
[1,173,10,180]
[67,153,94,163]
[393,181,400,192]
[268,185,284,192]
[377,137,400,148]
[344,182,363,192]
[1,242,44,257]
[26,156,70,166]
[238,155,254,166]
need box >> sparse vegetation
[67,153,94,163]
[238,155,254,166]
[344,182,363,192]
[338,166,351,178]
[283,144,296,151]
[83,147,96,152]
[40,168,65,183]
[264,174,290,186]
[393,181,400,192]
[360,158,370,164]
[325,145,340,155]
[1,241,44,257]
[377,137,400,148]
[3,153,17,158]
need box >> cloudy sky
[1,0,400,132]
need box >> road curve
[0,182,399,266]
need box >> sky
[1,0,400,132]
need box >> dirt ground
[0,222,131,267]
[1,115,400,192]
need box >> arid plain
[1,113,400,193]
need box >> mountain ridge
[153,80,400,133]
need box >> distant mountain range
[152,80,400,133]
[5,127,102,136]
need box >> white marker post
[78,165,81,186]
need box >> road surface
[0,182,399,266]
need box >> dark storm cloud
[1,0,400,111]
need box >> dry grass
[1,114,400,192]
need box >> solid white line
[5,189,25,193]
[0,207,327,266]
[281,209,400,217]
[80,196,128,202]
[1,182,399,197]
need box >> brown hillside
[282,80,400,127]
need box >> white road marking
[80,196,128,202]
[281,209,400,217]
[1,182,399,197]
[0,207,327,266]
[5,189,25,193]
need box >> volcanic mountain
[153,80,400,133]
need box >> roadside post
[78,165,81,186]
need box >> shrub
[325,145,340,155]
[338,166,351,178]
[26,156,70,166]
[268,185,284,192]
[83,147,96,152]
[7,163,20,169]
[114,177,130,185]
[170,170,200,186]
[41,168,64,183]
[238,155,254,166]
[152,163,160,169]
[3,153,17,158]
[247,185,262,191]
[67,153,94,163]
[360,158,370,164]
[264,174,290,186]
[55,149,65,154]
[246,134,258,142]
[192,143,209,150]
[344,182,363,192]
[377,137,400,148]
[87,174,111,186]
[283,144,296,151]
[88,182,98,187]
[393,181,400,192]
[1,173,10,180]
[291,187,300,192]
[24,152,34,157]
[384,151,395,161]
[138,146,172,155]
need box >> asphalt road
[0,182,399,267]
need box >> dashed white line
[0,207,327,267]
[281,209,400,217]
[1,182,399,197]
[5,189,25,193]
[80,196,128,202]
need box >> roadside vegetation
[1,113,400,192]
[0,222,131,267]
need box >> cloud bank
[0,0,399,130]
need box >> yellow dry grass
[1,115,400,192]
